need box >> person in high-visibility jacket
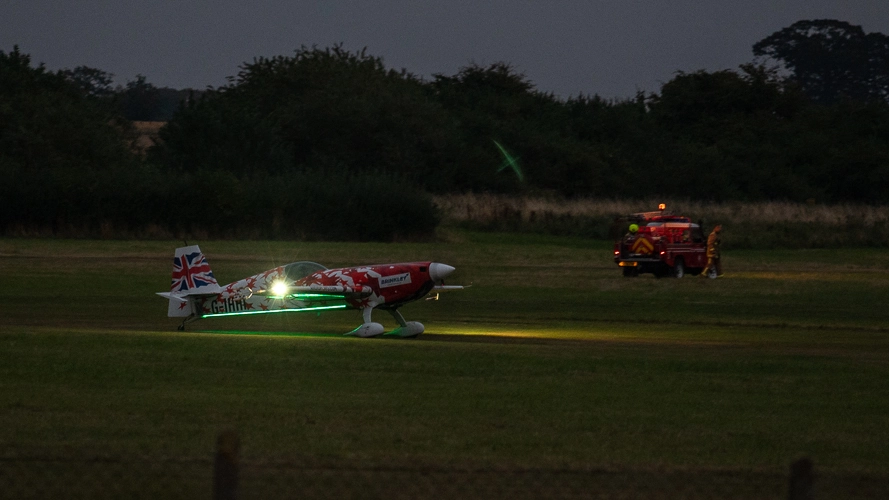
[701,225,723,277]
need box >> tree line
[2,19,888,241]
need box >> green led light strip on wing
[201,304,348,318]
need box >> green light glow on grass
[202,304,348,318]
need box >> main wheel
[673,259,685,278]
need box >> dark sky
[4,1,888,99]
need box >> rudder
[158,245,222,318]
[170,245,219,292]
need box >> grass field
[1,233,888,498]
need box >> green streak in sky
[494,140,524,182]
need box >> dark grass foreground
[1,236,888,498]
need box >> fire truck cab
[613,205,707,278]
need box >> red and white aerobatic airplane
[157,245,464,337]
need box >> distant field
[1,234,888,498]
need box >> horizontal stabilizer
[156,292,187,303]
[158,286,225,317]
[157,285,223,300]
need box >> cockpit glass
[282,261,327,281]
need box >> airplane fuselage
[159,245,460,337]
[195,262,442,318]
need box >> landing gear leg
[177,315,198,331]
[385,309,425,338]
[345,306,385,337]
[389,308,407,328]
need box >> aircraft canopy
[282,261,327,282]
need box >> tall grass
[434,193,889,248]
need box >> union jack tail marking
[171,245,219,292]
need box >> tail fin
[157,245,223,317]
[170,245,219,292]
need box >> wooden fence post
[788,457,814,500]
[213,429,240,500]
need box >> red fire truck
[613,205,710,278]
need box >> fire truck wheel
[673,260,685,278]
